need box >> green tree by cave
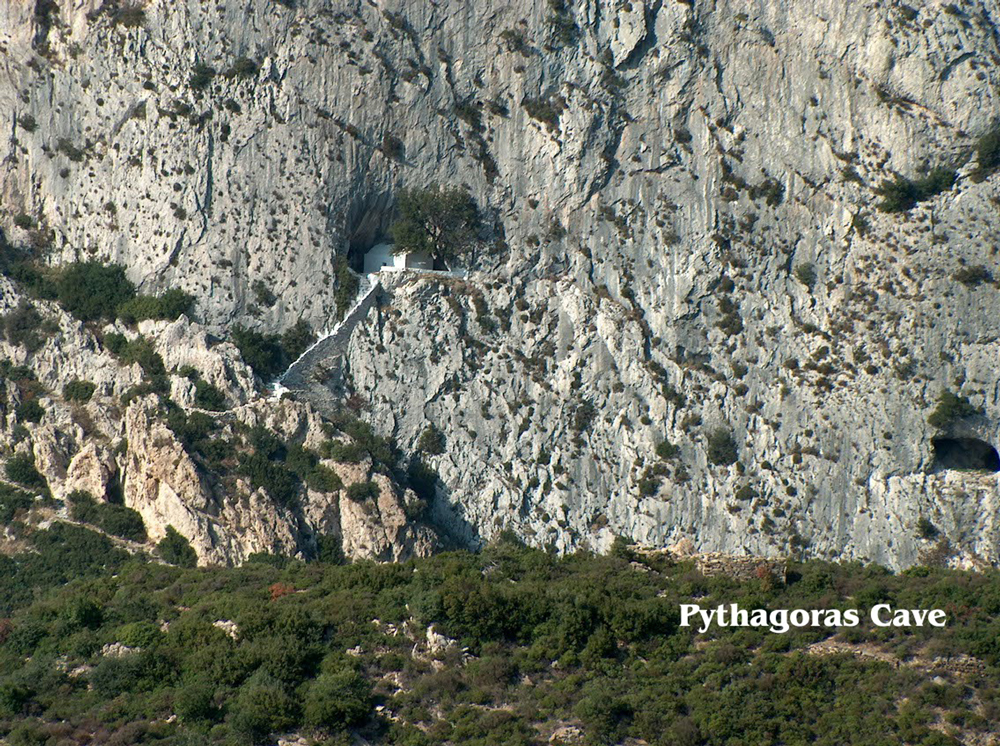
[389,185,481,264]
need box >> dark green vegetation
[157,525,198,568]
[231,320,316,381]
[0,253,193,328]
[117,289,196,325]
[2,301,58,352]
[334,255,360,318]
[972,126,1000,180]
[417,425,445,455]
[63,379,97,403]
[875,168,956,213]
[5,453,47,492]
[68,490,146,543]
[706,428,738,466]
[0,536,998,745]
[389,186,482,264]
[927,390,981,430]
[56,263,136,322]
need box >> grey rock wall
[2,0,1000,567]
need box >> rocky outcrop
[143,315,257,406]
[1,0,999,569]
[120,395,436,565]
[122,396,244,564]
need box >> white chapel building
[363,242,434,274]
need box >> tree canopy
[389,185,481,264]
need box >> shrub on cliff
[389,185,482,264]
[5,453,46,491]
[68,490,146,542]
[346,481,379,502]
[193,379,227,411]
[280,319,316,361]
[64,379,96,402]
[417,424,446,455]
[232,326,284,379]
[116,288,194,324]
[974,126,1000,177]
[57,262,135,322]
[15,399,44,424]
[927,390,980,429]
[157,526,197,567]
[707,428,738,466]
[3,301,56,352]
[238,452,299,507]
[875,168,956,213]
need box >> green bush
[68,490,146,542]
[346,481,379,502]
[109,1,145,27]
[927,390,980,429]
[15,399,44,423]
[102,331,128,355]
[417,424,446,455]
[953,265,992,287]
[333,256,360,319]
[56,262,136,322]
[280,319,315,362]
[116,289,195,324]
[656,440,679,460]
[5,453,46,491]
[193,379,227,411]
[389,185,482,264]
[314,534,344,564]
[226,57,259,78]
[407,456,439,504]
[976,127,1000,173]
[238,452,299,507]
[189,62,216,91]
[917,517,939,540]
[174,677,217,722]
[305,464,342,493]
[794,262,817,288]
[0,484,33,522]
[157,526,197,567]
[232,326,285,380]
[3,301,56,352]
[112,336,166,380]
[303,670,373,729]
[522,95,566,130]
[706,428,738,466]
[63,379,96,402]
[230,683,296,746]
[321,440,367,463]
[329,414,400,471]
[875,168,956,213]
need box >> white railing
[268,274,381,397]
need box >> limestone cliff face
[2,0,1000,568]
[121,395,437,565]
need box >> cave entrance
[932,437,1000,472]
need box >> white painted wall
[363,243,434,273]
[363,243,395,273]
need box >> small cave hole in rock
[931,437,1000,472]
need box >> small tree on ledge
[389,185,481,265]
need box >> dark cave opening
[932,437,1000,472]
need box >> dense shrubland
[0,532,997,746]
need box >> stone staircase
[271,275,381,406]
